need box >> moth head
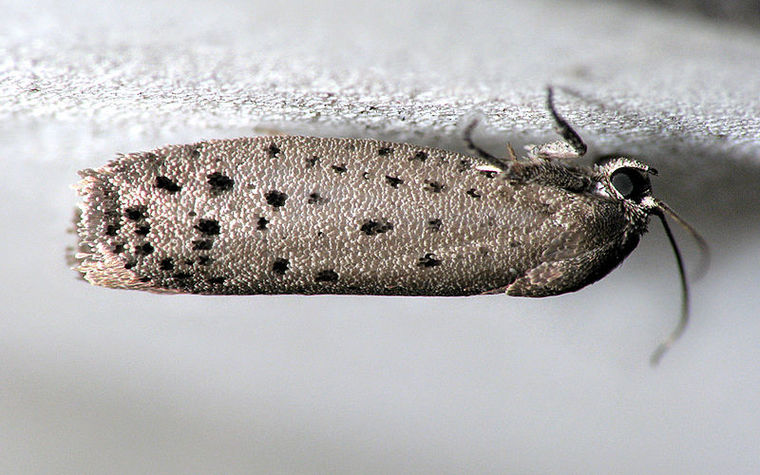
[594,156,710,365]
[593,157,660,224]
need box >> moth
[73,88,707,363]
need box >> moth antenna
[655,199,710,281]
[649,209,690,366]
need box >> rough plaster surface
[1,0,759,473]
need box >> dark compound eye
[610,167,650,201]
[611,170,634,197]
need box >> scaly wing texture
[75,136,630,296]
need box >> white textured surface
[2,0,760,473]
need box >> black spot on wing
[306,156,320,167]
[427,219,442,232]
[195,219,220,236]
[207,172,234,192]
[425,181,445,193]
[268,143,281,158]
[378,147,393,156]
[331,164,347,174]
[125,207,146,221]
[198,256,213,266]
[155,176,181,193]
[265,190,288,208]
[272,258,289,275]
[307,192,328,204]
[159,258,174,271]
[136,242,154,255]
[466,188,481,199]
[105,224,120,236]
[134,224,150,236]
[360,219,394,236]
[257,216,269,230]
[417,253,441,268]
[411,151,428,162]
[207,276,226,285]
[385,175,403,188]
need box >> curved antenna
[649,209,690,366]
[656,199,710,281]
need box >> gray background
[2,0,759,473]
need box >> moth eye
[610,167,650,201]
[611,170,634,197]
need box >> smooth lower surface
[2,0,759,473]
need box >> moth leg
[527,87,588,161]
[506,142,517,162]
[464,119,512,171]
[526,140,582,161]
[547,86,587,157]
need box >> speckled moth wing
[75,135,620,296]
